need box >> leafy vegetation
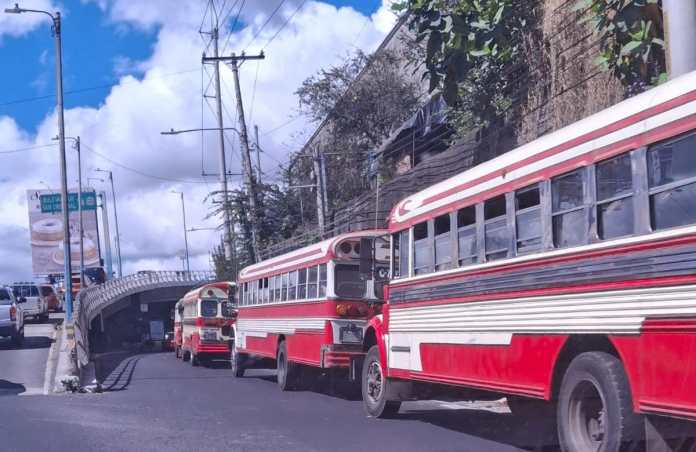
[577,0,665,93]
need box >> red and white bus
[174,282,236,366]
[360,70,696,450]
[233,231,389,390]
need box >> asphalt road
[0,350,560,452]
[0,313,61,396]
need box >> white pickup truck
[12,282,48,322]
[0,286,24,346]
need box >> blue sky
[0,0,384,132]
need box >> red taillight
[336,303,349,317]
[10,305,16,321]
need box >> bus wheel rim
[568,380,606,451]
[366,360,384,404]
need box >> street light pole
[171,190,190,272]
[96,169,122,277]
[5,3,73,321]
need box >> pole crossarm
[161,127,240,135]
[202,52,265,64]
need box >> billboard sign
[27,189,101,276]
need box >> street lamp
[6,3,74,321]
[94,168,122,278]
[170,190,190,272]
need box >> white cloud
[0,0,394,282]
[0,1,60,39]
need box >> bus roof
[238,229,388,282]
[178,282,232,306]
[389,70,696,231]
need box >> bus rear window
[334,264,366,299]
[200,300,218,317]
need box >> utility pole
[202,51,265,263]
[205,27,236,265]
[254,124,262,179]
[171,190,190,272]
[96,169,122,277]
[98,192,113,280]
[75,137,84,287]
[312,147,327,235]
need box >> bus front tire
[231,347,246,378]
[190,352,199,367]
[557,351,643,452]
[276,341,299,391]
[362,345,400,418]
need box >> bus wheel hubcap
[569,380,606,450]
[366,360,383,403]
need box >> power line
[0,143,56,154]
[0,68,199,109]
[260,0,308,51]
[80,142,227,184]
[261,114,303,136]
[242,0,287,50]
[221,0,246,55]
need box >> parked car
[40,284,61,312]
[12,282,48,322]
[0,286,24,346]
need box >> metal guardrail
[73,270,215,366]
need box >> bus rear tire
[557,351,643,452]
[277,341,299,391]
[362,345,400,418]
[231,346,246,378]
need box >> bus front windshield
[334,264,366,299]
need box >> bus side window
[552,168,588,248]
[457,206,477,265]
[281,273,289,302]
[288,271,298,301]
[263,278,269,303]
[297,268,307,300]
[648,132,696,230]
[318,264,327,297]
[515,185,542,254]
[413,222,432,275]
[274,275,281,301]
[242,282,248,306]
[484,194,509,261]
[269,276,275,302]
[596,153,634,239]
[308,266,318,298]
[434,214,452,271]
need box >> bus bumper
[320,345,364,369]
[195,342,230,354]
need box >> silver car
[11,282,48,322]
[0,286,24,346]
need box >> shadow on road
[398,407,559,452]
[97,352,140,392]
[252,369,362,401]
[0,335,53,351]
[0,379,26,396]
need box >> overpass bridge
[74,271,215,368]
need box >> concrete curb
[42,324,61,395]
[53,323,78,393]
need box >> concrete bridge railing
[73,270,215,367]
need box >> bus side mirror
[359,237,373,279]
